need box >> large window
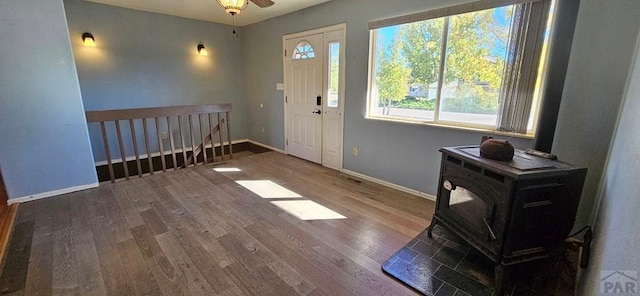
[367,0,553,135]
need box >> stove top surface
[457,147,557,171]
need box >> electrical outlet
[161,132,168,139]
[352,147,358,156]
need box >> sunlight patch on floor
[236,180,347,220]
[236,180,302,199]
[270,200,347,220]
[214,167,242,172]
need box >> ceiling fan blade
[250,0,275,8]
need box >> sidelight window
[327,42,340,108]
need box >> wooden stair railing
[86,104,233,183]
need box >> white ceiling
[85,0,333,26]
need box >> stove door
[436,162,510,257]
[448,185,494,237]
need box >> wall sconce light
[197,44,208,56]
[82,33,96,47]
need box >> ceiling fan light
[217,0,248,15]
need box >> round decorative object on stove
[480,139,514,161]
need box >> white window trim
[365,114,535,139]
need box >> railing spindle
[178,115,187,168]
[167,117,177,170]
[142,118,154,175]
[208,113,217,162]
[155,117,167,172]
[100,121,115,183]
[129,119,143,178]
[217,113,225,160]
[114,120,130,180]
[226,112,233,159]
[189,115,196,166]
[199,114,208,164]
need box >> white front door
[284,24,345,169]
[285,34,324,164]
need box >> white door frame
[283,23,346,171]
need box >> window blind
[497,0,551,133]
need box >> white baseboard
[94,139,250,166]
[8,182,99,205]
[342,169,436,201]
[248,140,287,154]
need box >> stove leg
[494,264,510,296]
[427,219,438,238]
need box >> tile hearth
[382,225,575,296]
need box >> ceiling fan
[217,0,275,15]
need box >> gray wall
[242,0,532,197]
[552,0,640,229]
[579,30,640,295]
[64,0,248,162]
[0,0,98,199]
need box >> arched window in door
[293,41,316,59]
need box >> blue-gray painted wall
[241,0,640,230]
[0,0,98,199]
[579,29,640,295]
[64,0,248,162]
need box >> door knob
[312,110,321,114]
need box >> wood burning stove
[427,146,587,295]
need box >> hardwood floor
[0,151,434,295]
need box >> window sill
[365,115,535,140]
